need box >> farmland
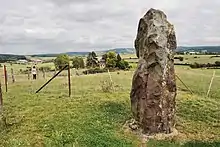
[0,55,220,147]
[122,54,220,65]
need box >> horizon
[1,0,220,54]
[1,45,220,55]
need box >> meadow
[123,54,220,64]
[0,56,220,147]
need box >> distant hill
[31,54,59,57]
[31,46,220,57]
[30,48,135,57]
[2,46,220,60]
[102,48,135,54]
[177,46,220,52]
[65,52,90,56]
[0,54,27,62]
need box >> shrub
[83,68,107,75]
[190,62,200,68]
[72,57,85,69]
[100,79,114,93]
[117,60,130,70]
[215,61,220,66]
[210,55,220,58]
[174,56,184,61]
[189,62,220,69]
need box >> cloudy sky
[0,0,220,54]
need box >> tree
[117,54,122,62]
[101,54,108,62]
[107,51,117,59]
[72,57,85,69]
[86,52,98,68]
[106,58,117,68]
[106,51,117,68]
[54,54,70,70]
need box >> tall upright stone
[130,8,177,135]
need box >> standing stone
[130,8,177,135]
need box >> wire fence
[1,65,220,99]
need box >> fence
[0,64,72,97]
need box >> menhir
[130,8,177,135]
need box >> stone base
[123,119,178,142]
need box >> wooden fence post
[54,68,57,76]
[43,69,46,79]
[0,82,6,129]
[28,72,30,80]
[11,68,15,83]
[207,70,215,97]
[0,82,3,108]
[4,65,8,92]
[68,64,71,97]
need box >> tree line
[54,51,131,71]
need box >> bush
[83,68,108,75]
[174,56,184,61]
[210,55,220,58]
[215,61,220,66]
[117,60,130,70]
[189,62,220,69]
[72,57,85,69]
[100,79,114,93]
[103,52,131,70]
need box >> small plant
[100,79,114,93]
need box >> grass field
[0,59,220,146]
[122,54,220,65]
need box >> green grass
[0,66,220,147]
[123,54,220,65]
[177,55,220,64]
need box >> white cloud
[0,0,220,54]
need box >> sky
[0,0,220,54]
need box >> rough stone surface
[130,8,177,135]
